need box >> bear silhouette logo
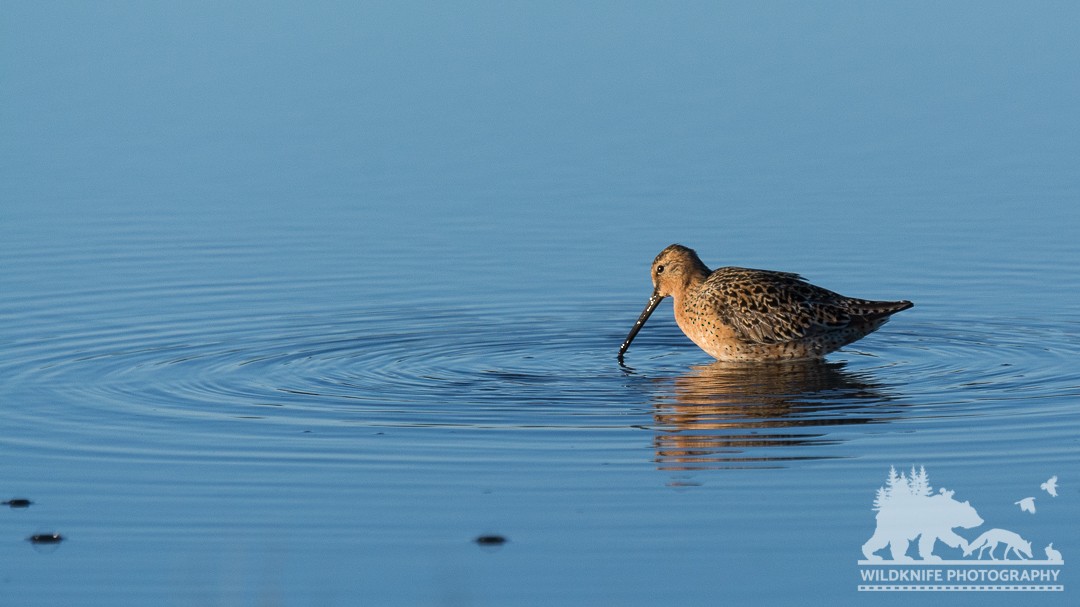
[862,466,983,562]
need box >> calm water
[3,2,1079,605]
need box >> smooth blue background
[3,2,1078,605]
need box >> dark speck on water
[28,534,64,544]
[475,535,508,546]
[3,499,33,508]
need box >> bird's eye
[656,265,665,274]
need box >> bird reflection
[649,359,899,471]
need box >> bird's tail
[849,299,914,320]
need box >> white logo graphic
[861,466,981,562]
[1016,496,1037,514]
[1042,476,1059,498]
[858,466,1064,592]
[964,529,1032,560]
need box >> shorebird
[618,244,913,363]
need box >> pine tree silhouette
[874,465,936,510]
[873,486,887,511]
[910,465,932,497]
[896,469,913,499]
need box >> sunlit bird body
[618,244,913,363]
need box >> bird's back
[677,266,912,360]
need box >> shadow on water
[643,360,906,470]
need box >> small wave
[3,282,1078,469]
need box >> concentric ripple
[616,315,1080,469]
[4,275,1080,469]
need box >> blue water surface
[2,2,1079,605]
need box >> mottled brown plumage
[618,244,913,362]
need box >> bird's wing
[707,268,856,344]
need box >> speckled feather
[619,244,913,362]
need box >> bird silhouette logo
[1041,476,1059,498]
[1015,497,1036,514]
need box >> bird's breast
[674,292,740,356]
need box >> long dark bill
[617,291,664,362]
